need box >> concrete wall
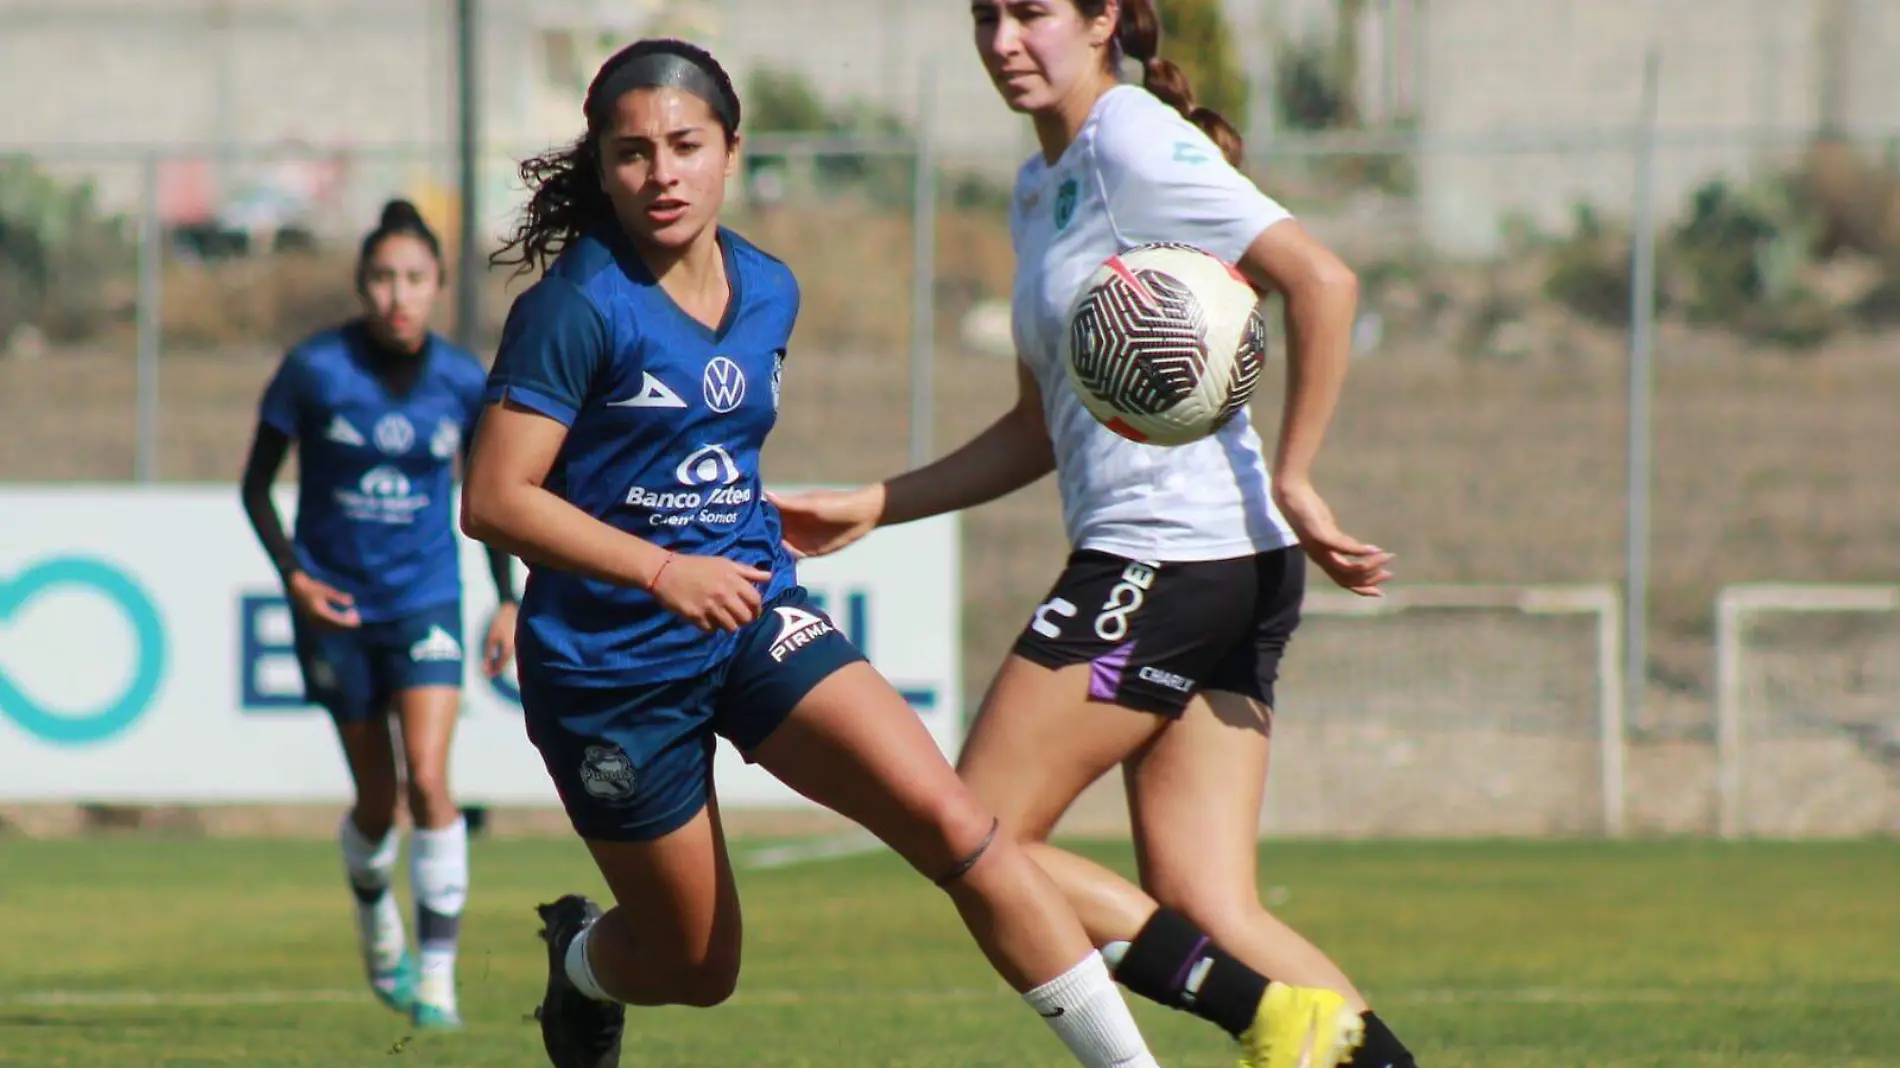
[1416,0,1900,256]
[5,0,1896,256]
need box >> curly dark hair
[490,38,741,278]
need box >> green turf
[0,836,1895,1066]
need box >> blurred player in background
[463,37,1166,1068]
[239,199,517,1031]
[772,2,1420,1067]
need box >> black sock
[1108,908,1268,1039]
[1345,1011,1417,1068]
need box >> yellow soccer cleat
[1238,982,1366,1068]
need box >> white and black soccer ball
[1062,242,1269,446]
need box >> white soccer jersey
[1010,84,1297,562]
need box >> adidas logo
[325,415,365,447]
[408,625,464,663]
[767,605,833,663]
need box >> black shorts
[1010,547,1305,717]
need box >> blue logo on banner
[237,586,939,716]
[804,588,939,715]
[0,556,168,745]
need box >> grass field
[2,835,1895,1067]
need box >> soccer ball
[1062,242,1269,446]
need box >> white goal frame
[1302,583,1627,837]
[1714,582,1900,839]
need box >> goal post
[1266,584,1626,838]
[1715,583,1900,839]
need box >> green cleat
[369,949,419,1015]
[412,1000,465,1031]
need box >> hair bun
[379,198,425,229]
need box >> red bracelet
[649,552,678,592]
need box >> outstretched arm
[772,361,1054,559]
[879,359,1055,527]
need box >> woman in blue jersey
[773,3,1420,1068]
[239,199,516,1031]
[462,37,1164,1068]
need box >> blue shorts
[519,586,866,842]
[294,601,465,724]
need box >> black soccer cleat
[534,894,625,1068]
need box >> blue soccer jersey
[483,226,798,686]
[258,323,490,621]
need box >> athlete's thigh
[1124,689,1272,904]
[334,715,399,803]
[1128,549,1304,900]
[956,655,1155,843]
[391,684,461,784]
[719,587,989,877]
[965,549,1257,840]
[750,661,996,879]
[706,581,972,874]
[521,664,739,969]
[518,666,721,849]
[583,793,741,976]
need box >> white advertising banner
[0,486,961,806]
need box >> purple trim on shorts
[1173,935,1211,993]
[1089,642,1135,701]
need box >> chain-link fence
[4,0,1899,835]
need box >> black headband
[589,52,738,131]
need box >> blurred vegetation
[1157,0,1249,134]
[0,157,135,346]
[1268,1,1416,197]
[743,67,914,210]
[1534,140,1900,350]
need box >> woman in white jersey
[774,3,1419,1068]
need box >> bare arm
[1235,219,1360,491]
[460,400,672,590]
[878,360,1056,527]
[459,431,519,605]
[1235,219,1391,595]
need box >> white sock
[1023,951,1161,1068]
[410,816,469,1008]
[563,922,617,1003]
[338,815,407,986]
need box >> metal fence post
[1624,50,1662,737]
[454,0,482,349]
[135,153,163,483]
[908,57,938,469]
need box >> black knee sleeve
[933,817,999,887]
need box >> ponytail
[1109,0,1246,166]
